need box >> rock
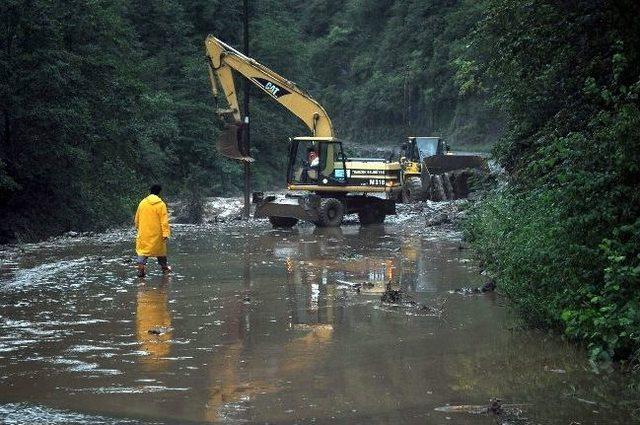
[426,213,451,227]
[488,398,503,415]
[451,287,482,295]
[434,399,507,415]
[481,279,496,292]
[381,288,404,304]
[451,280,496,295]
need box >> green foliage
[0,0,147,240]
[464,0,640,362]
[298,0,501,145]
[0,0,292,241]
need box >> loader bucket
[423,154,487,175]
[216,123,254,162]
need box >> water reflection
[135,276,172,370]
[204,241,271,422]
[203,242,340,422]
[274,225,428,297]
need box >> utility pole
[242,0,251,219]
[403,65,412,137]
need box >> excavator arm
[205,36,334,161]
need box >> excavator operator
[301,148,320,182]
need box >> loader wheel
[358,207,386,225]
[316,198,344,227]
[401,176,426,203]
[269,216,299,228]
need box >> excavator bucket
[216,123,254,162]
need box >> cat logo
[265,82,280,96]
[252,77,290,98]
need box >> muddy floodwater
[0,216,637,424]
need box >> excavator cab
[287,137,347,187]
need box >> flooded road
[0,216,637,424]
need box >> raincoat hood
[145,194,163,205]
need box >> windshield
[415,137,440,160]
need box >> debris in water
[544,365,566,374]
[435,404,489,415]
[336,279,375,293]
[451,279,496,295]
[574,397,598,406]
[482,279,496,292]
[457,241,471,250]
[435,399,526,416]
[292,324,333,331]
[381,287,403,304]
[148,326,172,335]
[488,398,503,415]
[379,283,445,316]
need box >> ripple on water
[67,345,119,353]
[83,386,190,394]
[46,357,123,375]
[0,402,143,424]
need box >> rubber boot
[161,265,172,275]
[137,264,146,278]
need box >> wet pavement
[0,214,637,424]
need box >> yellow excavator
[205,36,401,227]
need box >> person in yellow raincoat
[134,184,171,277]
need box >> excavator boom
[205,36,334,139]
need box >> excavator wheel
[315,198,344,227]
[268,216,299,228]
[358,206,386,226]
[401,176,426,203]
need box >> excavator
[205,36,401,228]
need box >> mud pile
[171,196,469,229]
[171,197,246,224]
[388,199,468,227]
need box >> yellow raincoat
[135,194,170,256]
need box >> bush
[465,101,640,362]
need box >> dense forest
[1,1,639,362]
[0,0,498,241]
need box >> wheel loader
[399,136,488,202]
[205,36,401,228]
